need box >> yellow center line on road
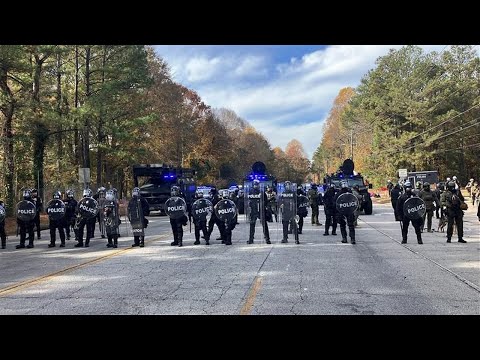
[0,234,170,297]
[240,276,263,315]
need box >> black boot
[140,237,145,247]
[113,238,118,248]
[401,238,407,244]
[341,237,348,243]
[281,238,288,243]
[74,241,84,247]
[351,238,356,244]
[48,242,56,248]
[194,239,200,245]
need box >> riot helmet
[171,185,180,197]
[416,181,422,189]
[284,181,292,192]
[447,181,456,191]
[221,189,229,199]
[23,189,32,200]
[266,185,273,192]
[31,188,38,196]
[105,190,115,201]
[195,189,204,199]
[53,191,61,199]
[97,186,106,194]
[132,187,140,198]
[423,182,430,190]
[404,181,412,193]
[66,189,74,198]
[311,183,317,190]
[340,180,349,189]
[83,188,92,198]
[253,179,260,190]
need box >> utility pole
[350,129,354,161]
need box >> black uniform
[104,199,120,248]
[193,198,210,246]
[170,194,188,247]
[390,185,402,221]
[64,197,78,240]
[16,197,35,249]
[247,187,271,244]
[0,202,6,249]
[74,198,96,248]
[207,191,224,241]
[280,188,299,244]
[334,188,356,244]
[296,188,308,234]
[440,186,466,243]
[129,196,149,247]
[47,200,66,248]
[323,187,338,236]
[396,191,423,244]
[31,193,43,239]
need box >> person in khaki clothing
[419,182,440,232]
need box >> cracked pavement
[0,204,479,315]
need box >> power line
[399,116,480,153]
[436,142,480,153]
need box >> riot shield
[46,199,66,221]
[276,182,297,242]
[128,197,145,237]
[244,181,268,243]
[165,196,187,220]
[0,205,6,223]
[78,197,99,219]
[214,199,236,224]
[297,194,309,220]
[335,192,359,216]
[16,200,36,222]
[192,198,213,223]
[97,195,106,238]
[403,197,426,220]
[103,200,120,236]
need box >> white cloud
[155,45,457,160]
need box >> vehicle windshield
[330,178,365,187]
[139,177,173,192]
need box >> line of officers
[390,180,467,244]
[1,186,150,250]
[167,179,362,247]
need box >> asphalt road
[0,204,478,314]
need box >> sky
[153,45,473,160]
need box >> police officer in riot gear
[74,188,96,248]
[296,185,308,234]
[193,189,210,246]
[218,189,237,246]
[48,191,66,248]
[335,181,356,244]
[16,189,36,249]
[169,186,188,247]
[390,183,402,221]
[0,200,7,249]
[104,190,120,248]
[129,187,150,247]
[30,188,43,239]
[266,185,278,222]
[307,183,322,225]
[280,181,299,244]
[207,187,224,241]
[247,179,271,244]
[64,190,77,240]
[323,185,338,236]
[419,182,439,232]
[396,181,423,244]
[441,181,466,243]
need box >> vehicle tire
[364,199,373,215]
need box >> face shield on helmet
[23,189,32,199]
[340,180,349,189]
[83,188,92,198]
[447,181,456,191]
[284,181,292,192]
[105,190,115,201]
[53,191,61,199]
[253,180,260,190]
[195,189,204,198]
[423,182,430,190]
[132,187,140,197]
[66,190,74,198]
[171,186,180,197]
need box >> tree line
[312,45,480,188]
[0,45,310,216]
